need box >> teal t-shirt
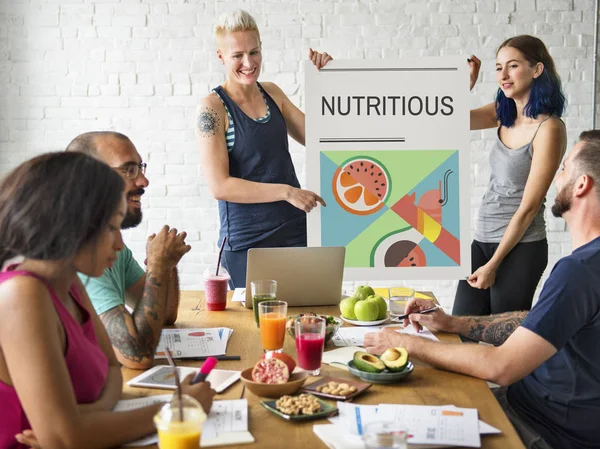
[78,245,145,316]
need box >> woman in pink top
[0,152,214,449]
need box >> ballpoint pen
[392,305,441,321]
[184,355,241,361]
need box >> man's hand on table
[364,327,418,355]
[364,298,456,355]
[181,373,217,414]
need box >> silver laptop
[244,247,345,308]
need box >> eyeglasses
[113,162,147,180]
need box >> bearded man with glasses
[66,131,191,369]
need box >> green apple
[340,296,360,320]
[354,299,379,321]
[354,285,375,301]
[367,295,388,320]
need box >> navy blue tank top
[213,83,306,252]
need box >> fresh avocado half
[353,351,385,373]
[380,347,409,372]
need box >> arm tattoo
[99,271,166,363]
[196,107,220,137]
[100,307,154,363]
[465,311,528,346]
[164,268,180,325]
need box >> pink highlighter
[192,357,218,384]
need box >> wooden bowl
[240,368,308,398]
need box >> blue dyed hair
[495,35,565,128]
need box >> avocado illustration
[352,351,385,373]
[380,347,409,372]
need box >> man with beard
[67,132,191,369]
[364,130,600,449]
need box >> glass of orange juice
[258,300,288,352]
[153,395,206,449]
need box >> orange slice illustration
[332,157,391,215]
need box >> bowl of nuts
[300,376,371,400]
[260,393,338,421]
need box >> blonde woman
[196,10,330,288]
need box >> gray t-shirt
[474,125,548,243]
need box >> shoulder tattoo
[196,106,220,137]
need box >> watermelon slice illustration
[370,227,426,267]
[332,156,391,215]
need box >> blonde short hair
[215,10,260,46]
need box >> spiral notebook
[114,397,254,447]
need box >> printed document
[332,324,438,347]
[113,397,253,447]
[155,328,233,359]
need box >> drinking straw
[215,236,227,276]
[164,347,184,422]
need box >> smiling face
[94,135,149,229]
[218,30,262,86]
[496,46,542,102]
[74,195,126,277]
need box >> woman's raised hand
[309,48,333,70]
[468,55,481,91]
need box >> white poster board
[306,57,470,280]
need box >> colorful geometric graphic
[321,150,460,269]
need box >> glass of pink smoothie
[294,315,326,375]
[203,267,230,311]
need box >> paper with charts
[154,327,233,359]
[331,324,438,347]
[306,57,470,280]
[113,396,253,447]
[323,402,486,448]
[377,404,481,447]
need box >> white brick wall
[0,0,598,312]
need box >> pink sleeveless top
[0,271,109,449]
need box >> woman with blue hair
[453,35,567,316]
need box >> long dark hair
[0,152,125,268]
[495,35,566,128]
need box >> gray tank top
[474,120,552,243]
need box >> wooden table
[121,291,524,449]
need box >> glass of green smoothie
[250,280,277,327]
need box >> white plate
[339,315,390,326]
